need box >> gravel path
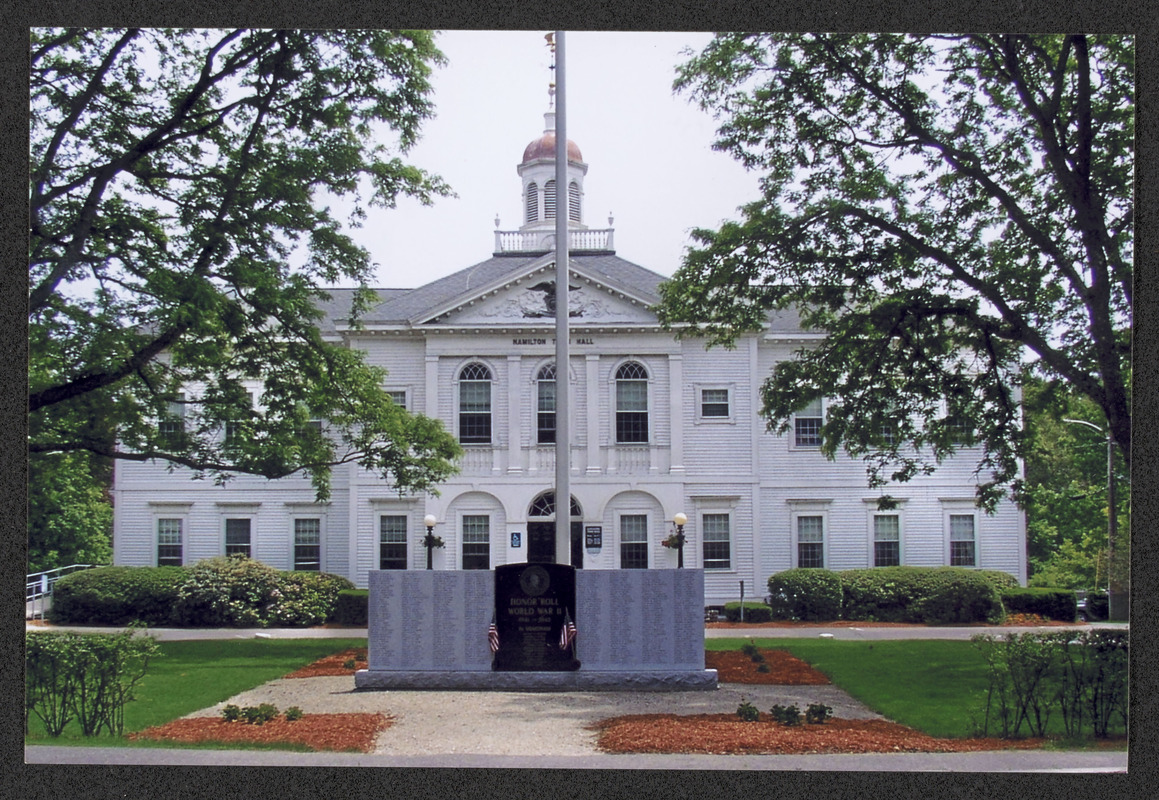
[185,677,883,756]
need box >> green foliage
[50,566,189,626]
[912,570,1005,625]
[221,704,241,723]
[769,704,802,726]
[284,706,304,722]
[29,28,461,503]
[661,34,1133,509]
[972,630,1128,739]
[839,567,927,622]
[766,569,843,621]
[723,601,773,623]
[240,703,280,725]
[1001,588,1078,622]
[268,571,355,627]
[27,451,112,572]
[740,641,760,657]
[1084,592,1109,621]
[736,698,760,722]
[331,589,370,626]
[172,555,283,627]
[805,703,833,725]
[26,629,161,737]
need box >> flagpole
[553,30,571,567]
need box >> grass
[25,636,366,746]
[707,638,1127,744]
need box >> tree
[29,28,462,502]
[658,34,1132,508]
[27,450,113,572]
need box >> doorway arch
[527,492,583,568]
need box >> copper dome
[522,132,583,164]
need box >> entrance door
[526,520,584,568]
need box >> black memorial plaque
[492,563,580,671]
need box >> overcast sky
[349,30,760,289]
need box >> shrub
[269,571,355,627]
[331,589,370,626]
[736,698,760,722]
[769,704,802,726]
[912,569,1005,625]
[1001,588,1079,622]
[766,569,843,621]
[241,703,280,725]
[805,703,833,725]
[839,567,927,622]
[284,706,304,722]
[49,566,188,626]
[1085,592,1109,621]
[172,555,283,627]
[221,704,241,723]
[723,601,773,623]
[977,570,1020,592]
[26,628,161,737]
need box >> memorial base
[354,668,718,692]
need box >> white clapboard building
[112,112,1027,604]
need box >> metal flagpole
[553,30,571,566]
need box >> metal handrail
[25,563,105,620]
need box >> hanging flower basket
[422,532,445,549]
[662,533,685,550]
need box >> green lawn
[707,638,1127,742]
[26,637,366,746]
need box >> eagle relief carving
[476,281,627,321]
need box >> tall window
[797,515,825,568]
[619,514,648,569]
[225,518,251,558]
[157,519,183,566]
[379,515,408,570]
[293,518,321,571]
[159,393,185,447]
[794,398,823,447]
[702,513,731,570]
[873,515,900,567]
[615,362,649,443]
[224,392,254,453]
[525,182,538,223]
[544,179,557,219]
[950,514,976,566]
[462,515,490,570]
[568,181,581,222]
[537,364,556,444]
[458,363,492,444]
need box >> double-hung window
[462,515,490,570]
[794,398,823,447]
[157,518,183,566]
[379,515,408,570]
[537,364,556,444]
[458,364,492,444]
[950,514,976,567]
[797,515,825,568]
[615,362,649,443]
[159,393,185,447]
[873,514,901,567]
[225,518,252,558]
[702,513,732,570]
[293,518,321,571]
[619,514,648,569]
[700,388,730,419]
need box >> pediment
[429,267,658,326]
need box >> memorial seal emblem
[519,565,550,597]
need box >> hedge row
[51,557,354,627]
[999,588,1078,622]
[765,567,1035,625]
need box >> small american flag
[559,610,577,651]
[488,613,500,653]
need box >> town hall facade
[111,112,1027,605]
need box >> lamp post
[1062,419,1122,621]
[423,514,439,570]
[673,512,687,569]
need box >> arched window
[528,492,582,518]
[615,361,649,443]
[568,181,581,222]
[544,179,557,219]
[536,364,556,445]
[525,182,538,223]
[458,363,492,444]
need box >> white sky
[349,30,759,288]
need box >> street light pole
[1063,419,1121,620]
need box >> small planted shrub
[240,703,280,725]
[750,652,765,663]
[343,658,357,670]
[767,568,843,621]
[756,663,771,673]
[284,706,304,722]
[736,698,761,722]
[740,641,760,658]
[723,601,774,623]
[769,704,802,726]
[221,704,241,723]
[805,703,833,725]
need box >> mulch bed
[129,713,392,752]
[705,648,830,684]
[283,648,367,678]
